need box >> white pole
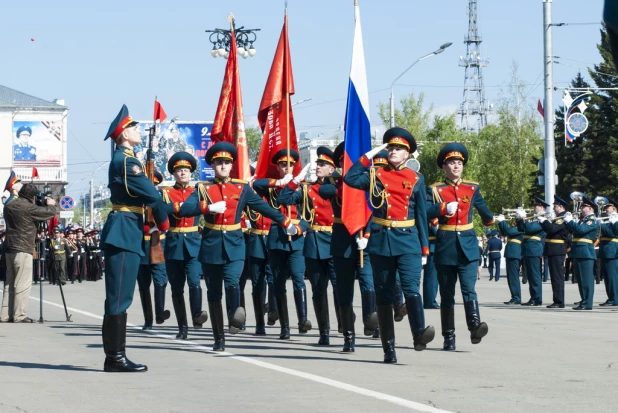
[543,0,556,203]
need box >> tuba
[570,191,585,215]
[594,196,609,217]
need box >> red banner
[211,28,251,180]
[153,99,167,123]
[255,14,301,179]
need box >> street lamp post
[389,43,453,128]
[206,17,260,60]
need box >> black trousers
[548,255,565,305]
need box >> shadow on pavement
[0,361,100,372]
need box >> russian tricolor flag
[341,0,372,235]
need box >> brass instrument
[594,196,609,217]
[570,191,585,215]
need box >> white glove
[548,210,556,219]
[209,201,226,214]
[276,174,294,186]
[537,216,547,223]
[244,219,251,229]
[609,212,618,224]
[148,226,159,235]
[516,209,526,219]
[495,214,505,223]
[564,212,573,223]
[356,237,368,250]
[446,202,458,215]
[293,164,311,184]
[421,256,428,266]
[365,143,388,159]
[286,223,298,236]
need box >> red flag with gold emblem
[211,27,251,180]
[254,13,302,179]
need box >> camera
[35,189,50,207]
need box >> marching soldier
[100,104,170,372]
[427,142,493,351]
[278,147,342,347]
[516,197,548,306]
[537,195,569,308]
[138,170,171,330]
[344,128,432,363]
[160,153,208,339]
[496,213,524,304]
[50,227,70,285]
[486,230,502,281]
[318,142,379,348]
[565,196,599,310]
[174,142,297,351]
[600,198,618,306]
[253,150,312,340]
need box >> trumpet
[570,191,585,214]
[596,212,618,223]
[594,196,608,217]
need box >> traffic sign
[59,211,74,219]
[60,196,74,210]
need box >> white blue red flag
[341,0,372,235]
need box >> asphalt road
[1,270,617,413]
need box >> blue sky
[0,0,606,198]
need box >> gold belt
[54,251,65,255]
[546,239,565,244]
[112,204,144,214]
[439,223,474,231]
[524,235,541,241]
[168,226,199,233]
[373,217,416,228]
[489,250,501,253]
[144,234,166,241]
[572,238,593,244]
[309,225,333,232]
[250,228,269,236]
[508,239,522,244]
[204,222,242,231]
[600,237,618,243]
[428,236,436,241]
[333,217,343,224]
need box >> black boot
[139,289,153,330]
[440,307,456,351]
[225,287,246,335]
[361,290,378,336]
[154,284,170,325]
[208,300,225,351]
[313,295,330,345]
[332,288,342,334]
[102,313,147,373]
[293,289,312,334]
[189,286,208,329]
[376,305,396,363]
[275,294,291,339]
[171,295,188,340]
[267,284,279,326]
[252,292,266,335]
[340,304,355,352]
[393,281,407,322]
[405,295,435,351]
[372,327,380,338]
[464,300,488,344]
[239,290,246,331]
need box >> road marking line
[31,296,453,413]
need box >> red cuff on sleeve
[430,218,439,226]
[268,178,277,188]
[295,224,303,234]
[359,155,371,167]
[287,180,299,191]
[281,217,291,227]
[483,218,495,226]
[143,225,151,235]
[173,202,181,214]
[422,246,430,256]
[363,232,370,239]
[157,219,170,232]
[439,202,447,216]
[200,201,209,214]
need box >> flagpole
[355,0,363,267]
[285,6,292,239]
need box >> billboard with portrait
[12,120,62,166]
[134,121,215,181]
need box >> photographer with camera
[0,183,58,323]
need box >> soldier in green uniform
[566,196,599,310]
[427,143,493,351]
[600,199,618,306]
[172,142,297,351]
[50,227,70,285]
[496,212,524,304]
[100,105,170,373]
[515,198,548,306]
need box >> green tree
[377,92,433,140]
[246,126,262,162]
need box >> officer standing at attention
[253,150,312,340]
[160,152,208,339]
[496,213,524,304]
[516,197,548,306]
[599,198,618,306]
[100,105,170,373]
[427,142,493,351]
[4,171,22,206]
[137,170,171,330]
[318,142,379,345]
[50,227,70,285]
[486,230,502,281]
[345,128,432,363]
[537,195,569,308]
[174,142,297,351]
[565,196,599,310]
